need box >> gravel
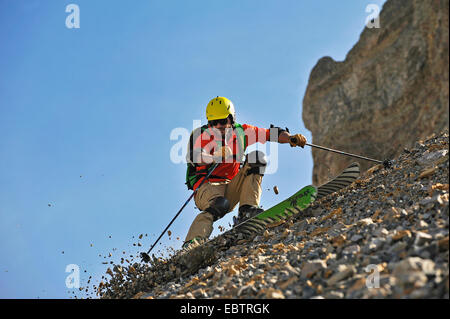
[96,130,449,299]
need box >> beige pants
[184,163,263,242]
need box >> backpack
[185,123,246,190]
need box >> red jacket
[192,124,271,190]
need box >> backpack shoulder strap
[233,123,247,162]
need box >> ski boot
[182,237,203,250]
[233,205,264,226]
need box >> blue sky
[0,0,386,298]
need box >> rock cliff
[302,0,449,185]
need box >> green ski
[235,185,317,236]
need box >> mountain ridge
[303,0,449,185]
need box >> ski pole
[140,162,220,263]
[293,139,393,168]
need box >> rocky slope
[97,130,449,299]
[302,0,449,185]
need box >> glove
[289,134,307,148]
[212,146,233,162]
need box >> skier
[183,96,307,248]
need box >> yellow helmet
[206,96,236,122]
